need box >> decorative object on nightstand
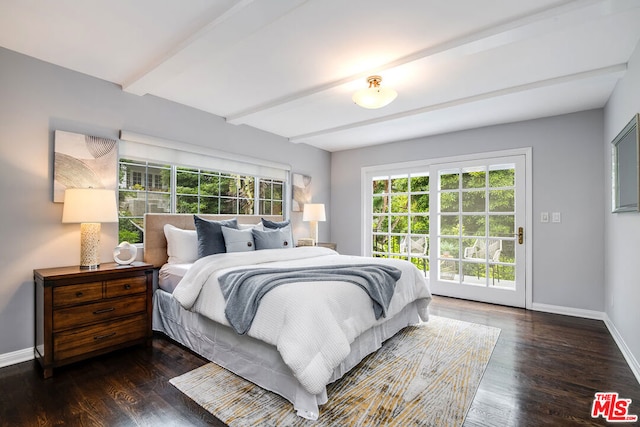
[317,242,337,251]
[302,203,326,246]
[62,188,118,269]
[113,241,138,265]
[297,237,315,247]
[34,262,153,378]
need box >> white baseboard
[603,314,640,385]
[532,302,639,385]
[530,302,605,320]
[0,347,34,369]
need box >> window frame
[118,158,286,244]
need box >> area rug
[170,316,500,426]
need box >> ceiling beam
[122,0,309,95]
[226,0,630,125]
[288,63,627,143]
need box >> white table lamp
[62,188,118,269]
[303,203,326,245]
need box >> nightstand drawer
[54,314,148,361]
[105,276,147,298]
[53,295,147,331]
[53,282,103,307]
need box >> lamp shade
[302,203,326,222]
[62,188,118,223]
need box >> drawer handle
[124,284,131,290]
[75,292,84,297]
[93,307,115,315]
[94,332,116,341]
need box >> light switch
[552,212,561,223]
[540,212,549,223]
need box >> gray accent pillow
[261,218,293,245]
[261,218,290,229]
[221,226,255,253]
[193,216,238,257]
[252,226,293,250]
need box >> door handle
[517,227,524,244]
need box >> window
[371,172,430,274]
[118,158,284,244]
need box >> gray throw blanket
[218,264,402,335]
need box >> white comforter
[172,246,431,395]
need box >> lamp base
[80,223,101,269]
[310,220,318,246]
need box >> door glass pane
[373,177,388,194]
[439,170,460,190]
[462,191,486,212]
[373,234,388,252]
[462,215,486,237]
[372,215,389,233]
[391,176,408,192]
[411,194,429,212]
[439,259,458,281]
[489,189,514,212]
[440,215,459,236]
[391,195,408,213]
[390,216,408,233]
[390,235,403,254]
[373,196,388,214]
[489,215,514,237]
[462,168,486,189]
[489,165,515,187]
[439,237,459,258]
[410,174,429,192]
[440,192,459,212]
[410,215,429,234]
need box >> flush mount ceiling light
[352,75,398,109]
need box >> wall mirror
[612,113,640,213]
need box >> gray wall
[604,40,640,372]
[331,110,605,312]
[0,47,331,355]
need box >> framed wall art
[611,114,639,213]
[53,130,118,202]
[292,173,311,212]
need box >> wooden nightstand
[34,262,153,378]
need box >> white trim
[0,347,34,368]
[530,302,605,320]
[532,303,639,385]
[361,147,533,308]
[603,314,640,385]
[119,130,291,180]
[361,148,532,175]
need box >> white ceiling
[1,0,639,152]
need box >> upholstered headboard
[143,213,284,267]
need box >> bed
[144,213,432,420]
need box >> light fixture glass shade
[352,75,398,109]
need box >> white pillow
[164,224,198,264]
[238,222,264,231]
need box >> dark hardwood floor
[1,296,638,426]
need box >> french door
[366,151,528,308]
[429,155,526,307]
